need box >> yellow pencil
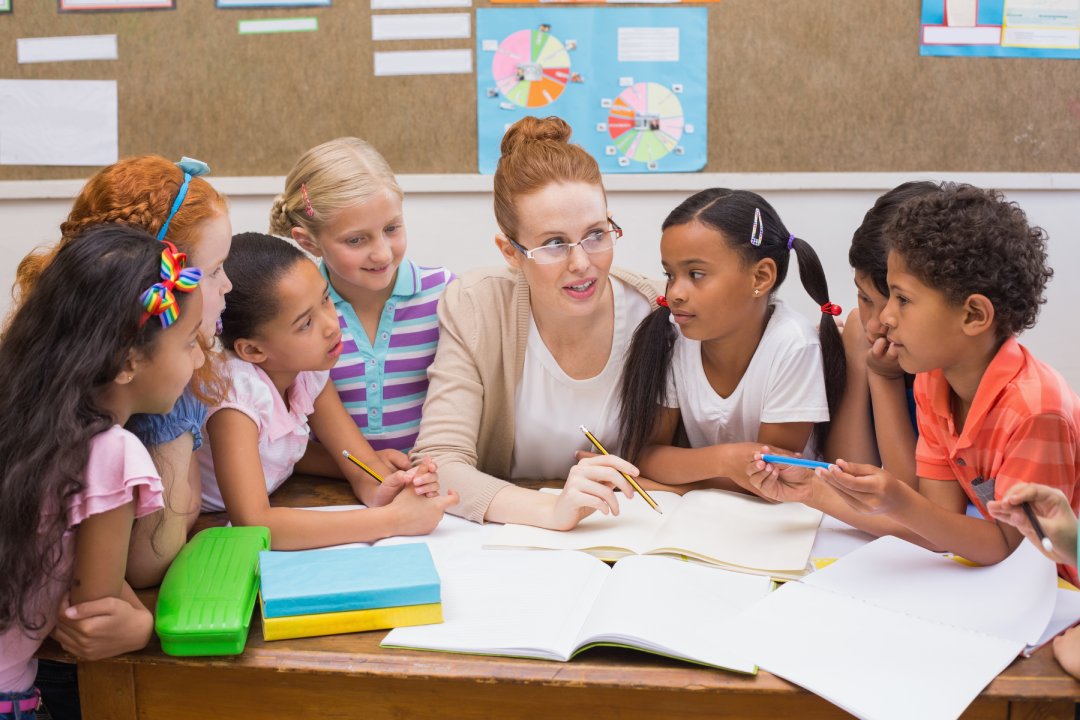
[579,425,662,515]
[341,450,383,484]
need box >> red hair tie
[820,302,842,316]
[657,295,669,308]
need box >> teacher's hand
[548,455,640,531]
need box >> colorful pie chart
[607,82,684,163]
[492,29,571,108]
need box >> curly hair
[0,225,195,634]
[884,183,1053,340]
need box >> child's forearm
[867,373,917,486]
[825,348,879,467]
[888,487,1017,565]
[127,437,199,588]
[636,443,750,491]
[235,505,404,550]
[805,481,946,550]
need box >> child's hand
[819,459,905,515]
[865,336,905,380]
[409,456,440,498]
[549,455,640,531]
[51,593,153,661]
[745,446,816,504]
[1054,625,1080,679]
[376,448,412,472]
[986,483,1079,566]
[387,487,459,536]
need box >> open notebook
[383,550,771,672]
[485,488,823,580]
[725,536,1058,720]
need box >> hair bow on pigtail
[140,241,203,328]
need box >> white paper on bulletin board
[0,79,118,166]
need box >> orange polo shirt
[914,337,1080,584]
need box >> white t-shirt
[510,278,652,480]
[663,299,829,458]
[198,357,330,512]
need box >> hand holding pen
[987,482,1077,566]
[343,450,441,500]
[579,426,662,514]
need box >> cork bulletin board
[1,0,1077,179]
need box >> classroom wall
[2,175,1078,387]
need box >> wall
[2,173,1078,385]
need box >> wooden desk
[51,476,1080,720]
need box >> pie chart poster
[476,7,708,174]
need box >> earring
[753,289,760,296]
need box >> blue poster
[921,0,1080,58]
[476,7,708,174]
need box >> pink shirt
[198,357,329,512]
[0,426,162,692]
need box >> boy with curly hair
[747,182,1080,582]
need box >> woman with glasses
[410,116,661,529]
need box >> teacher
[411,116,661,529]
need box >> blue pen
[761,454,833,470]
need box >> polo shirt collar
[321,257,419,307]
[251,363,317,442]
[939,337,1024,449]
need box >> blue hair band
[156,156,211,242]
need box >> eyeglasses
[507,218,623,265]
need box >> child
[269,138,453,460]
[616,189,844,491]
[825,181,937,485]
[17,154,233,589]
[987,484,1080,677]
[198,232,456,550]
[748,183,1079,580]
[0,225,205,714]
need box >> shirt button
[370,408,379,417]
[381,332,389,341]
[956,458,966,466]
[368,358,376,367]
[369,382,377,391]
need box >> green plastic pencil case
[155,526,271,656]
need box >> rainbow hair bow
[140,241,202,328]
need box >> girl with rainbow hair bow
[0,225,205,716]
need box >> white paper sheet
[238,17,318,34]
[0,80,117,166]
[726,538,1058,720]
[17,34,117,64]
[371,13,471,41]
[59,0,173,9]
[809,514,875,560]
[218,0,329,7]
[373,49,472,76]
[1024,586,1080,656]
[386,550,606,661]
[617,27,679,62]
[371,0,470,9]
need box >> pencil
[579,425,662,515]
[761,454,833,471]
[1022,502,1055,553]
[342,450,383,484]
